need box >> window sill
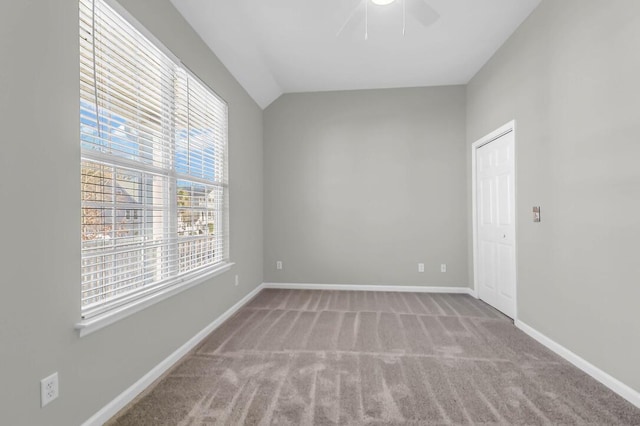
[75,262,234,338]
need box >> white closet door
[476,131,516,318]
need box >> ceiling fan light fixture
[371,0,396,6]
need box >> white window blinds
[80,0,229,319]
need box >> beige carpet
[108,289,640,425]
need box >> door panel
[497,243,515,299]
[497,173,512,227]
[480,241,497,290]
[480,178,494,225]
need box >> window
[79,0,229,321]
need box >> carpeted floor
[108,289,640,425]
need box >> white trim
[76,263,235,337]
[515,320,640,409]
[262,282,475,295]
[471,120,518,320]
[81,281,265,426]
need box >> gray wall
[467,0,640,392]
[0,1,263,425]
[264,87,468,287]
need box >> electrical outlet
[441,264,447,273]
[418,263,424,273]
[276,261,283,270]
[41,372,59,407]
[234,275,239,286]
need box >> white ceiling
[170,0,541,109]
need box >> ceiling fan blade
[336,0,366,38]
[406,0,440,28]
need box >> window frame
[76,0,232,337]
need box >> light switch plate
[533,206,541,222]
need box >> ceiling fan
[337,0,440,39]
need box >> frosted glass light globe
[371,0,396,5]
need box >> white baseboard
[515,320,640,409]
[82,283,265,426]
[263,282,474,295]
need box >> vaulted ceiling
[170,0,541,108]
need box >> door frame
[471,120,518,320]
